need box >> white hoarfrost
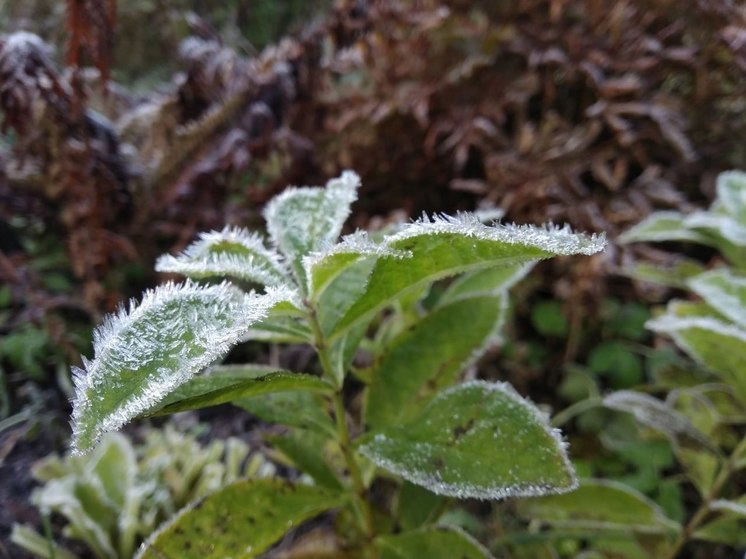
[71,281,298,454]
[387,213,606,256]
[155,226,289,286]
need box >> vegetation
[1,1,744,558]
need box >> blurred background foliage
[1,1,745,558]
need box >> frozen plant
[12,426,269,559]
[69,171,606,558]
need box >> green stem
[551,396,604,428]
[663,435,746,559]
[307,303,375,543]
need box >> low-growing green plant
[499,170,746,558]
[67,171,606,558]
[12,425,272,559]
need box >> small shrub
[67,171,605,558]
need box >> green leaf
[32,476,118,558]
[397,481,445,531]
[155,226,289,286]
[647,305,746,404]
[236,390,337,439]
[359,380,578,499]
[710,498,746,517]
[687,269,746,328]
[71,282,296,454]
[377,526,492,559]
[136,480,344,559]
[268,430,344,491]
[366,295,505,429]
[245,314,313,343]
[10,525,78,559]
[618,212,706,244]
[304,231,406,299]
[603,391,710,449]
[716,170,746,223]
[693,516,746,547]
[332,216,605,340]
[145,367,333,417]
[587,341,644,388]
[531,300,569,338]
[674,446,719,497]
[437,262,534,304]
[516,479,681,536]
[621,259,706,289]
[264,171,360,288]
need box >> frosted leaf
[618,211,705,244]
[332,213,605,339]
[683,211,746,246]
[716,170,746,223]
[437,262,534,305]
[516,479,681,535]
[377,526,493,559]
[366,295,507,429]
[389,213,606,256]
[647,308,746,404]
[302,230,409,298]
[155,226,289,287]
[710,499,746,517]
[135,480,344,559]
[263,170,360,288]
[688,269,746,328]
[71,281,297,454]
[603,390,710,448]
[359,380,577,500]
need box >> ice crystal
[155,226,289,287]
[387,213,606,256]
[71,281,296,454]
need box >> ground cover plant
[492,170,746,558]
[66,171,605,558]
[12,426,271,559]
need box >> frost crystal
[71,281,296,454]
[388,213,606,256]
[155,226,289,287]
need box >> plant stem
[332,391,375,539]
[550,396,603,428]
[307,303,375,543]
[663,435,746,559]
